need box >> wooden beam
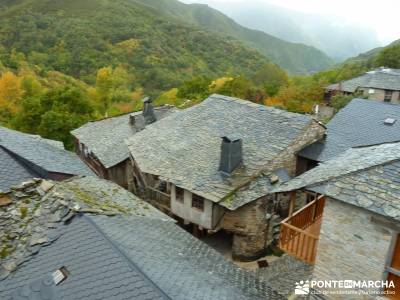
[288,191,296,217]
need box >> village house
[125,94,325,261]
[325,68,400,104]
[274,142,400,298]
[0,126,93,192]
[0,176,283,300]
[71,98,176,189]
[297,98,400,174]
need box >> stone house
[126,94,325,261]
[325,68,400,104]
[0,176,283,300]
[71,98,176,189]
[297,98,400,174]
[0,126,93,192]
[274,142,400,298]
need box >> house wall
[170,184,218,229]
[361,88,400,104]
[272,120,325,175]
[107,159,130,189]
[313,198,397,298]
[74,138,108,178]
[74,139,131,189]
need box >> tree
[0,71,24,113]
[375,44,400,69]
[95,67,113,115]
[251,62,288,96]
[177,77,212,101]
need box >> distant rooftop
[0,127,93,191]
[127,94,320,210]
[0,177,283,300]
[71,105,177,168]
[276,142,400,221]
[326,68,400,92]
[298,98,400,162]
[0,147,40,192]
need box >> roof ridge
[82,215,171,299]
[83,105,176,124]
[276,142,400,193]
[209,93,312,120]
[306,157,400,190]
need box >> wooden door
[387,234,400,299]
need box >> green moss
[20,207,28,219]
[67,186,130,215]
[0,245,14,259]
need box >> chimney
[219,135,243,174]
[129,113,136,126]
[142,97,156,125]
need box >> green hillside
[344,39,400,67]
[311,38,400,86]
[134,0,334,74]
[0,0,273,93]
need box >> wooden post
[288,191,296,217]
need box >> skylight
[384,118,396,125]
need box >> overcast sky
[181,0,400,44]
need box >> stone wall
[270,120,325,176]
[220,196,272,261]
[313,198,396,299]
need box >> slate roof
[127,94,318,210]
[298,98,400,162]
[326,68,400,92]
[0,127,94,177]
[71,106,177,168]
[256,255,313,297]
[0,177,283,300]
[93,215,283,300]
[0,147,40,192]
[1,215,169,300]
[275,142,400,221]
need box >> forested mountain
[0,0,294,148]
[0,0,273,93]
[0,0,334,79]
[344,39,400,67]
[315,38,400,84]
[137,0,334,74]
[184,0,382,62]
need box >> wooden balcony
[279,196,325,264]
[143,186,171,210]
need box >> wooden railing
[279,197,325,264]
[144,187,171,209]
[286,196,325,230]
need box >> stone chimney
[219,135,243,174]
[142,97,156,125]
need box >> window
[386,233,400,297]
[192,194,204,211]
[175,186,184,203]
[385,90,393,102]
[369,88,375,94]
